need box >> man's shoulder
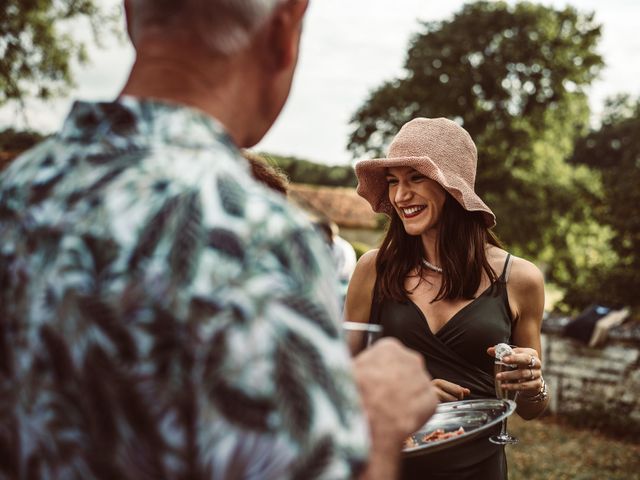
[196,150,310,234]
[0,137,58,185]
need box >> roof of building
[288,183,380,230]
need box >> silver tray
[402,399,517,457]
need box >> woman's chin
[402,222,428,236]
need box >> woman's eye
[386,178,398,185]
[411,175,425,182]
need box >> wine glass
[489,358,519,445]
[342,321,382,356]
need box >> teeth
[403,206,425,215]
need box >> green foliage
[347,1,608,308]
[348,1,602,159]
[350,241,372,260]
[564,95,640,310]
[263,153,357,188]
[0,0,119,106]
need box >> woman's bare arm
[344,249,378,323]
[507,256,549,419]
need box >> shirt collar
[58,96,237,153]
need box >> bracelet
[519,377,549,403]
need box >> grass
[506,414,640,479]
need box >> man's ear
[264,0,309,71]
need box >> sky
[2,0,639,165]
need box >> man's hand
[353,338,438,480]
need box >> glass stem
[499,418,507,437]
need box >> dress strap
[498,253,512,283]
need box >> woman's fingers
[432,379,470,402]
[503,352,538,365]
[502,349,542,375]
[501,376,542,393]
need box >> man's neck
[120,42,260,147]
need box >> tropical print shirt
[0,98,369,480]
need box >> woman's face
[386,166,447,237]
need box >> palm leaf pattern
[128,195,180,271]
[0,98,368,479]
[207,228,245,262]
[291,436,335,480]
[280,330,350,425]
[169,191,203,286]
[275,340,313,441]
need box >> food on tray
[404,436,419,449]
[404,426,465,448]
[422,426,465,442]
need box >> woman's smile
[401,205,427,218]
[385,166,446,234]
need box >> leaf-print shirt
[0,97,369,480]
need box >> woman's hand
[431,378,471,402]
[487,345,543,398]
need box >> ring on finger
[528,355,536,368]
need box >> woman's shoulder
[508,255,544,291]
[487,248,545,320]
[344,248,379,321]
[504,255,545,324]
[352,248,379,281]
[357,248,379,267]
[486,246,510,276]
[486,247,543,288]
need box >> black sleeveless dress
[370,254,514,480]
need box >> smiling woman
[344,117,549,480]
[384,169,446,237]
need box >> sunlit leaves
[0,0,120,107]
[565,97,640,310]
[348,1,603,158]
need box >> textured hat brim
[355,156,496,228]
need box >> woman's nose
[394,182,412,202]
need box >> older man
[0,1,437,479]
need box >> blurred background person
[316,217,358,309]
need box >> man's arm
[353,339,439,480]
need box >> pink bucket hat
[355,117,496,228]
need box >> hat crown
[387,118,478,187]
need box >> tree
[565,95,640,310]
[0,0,119,108]
[348,1,602,159]
[347,1,607,298]
[264,153,358,188]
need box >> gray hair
[128,0,287,55]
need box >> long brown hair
[375,194,502,303]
